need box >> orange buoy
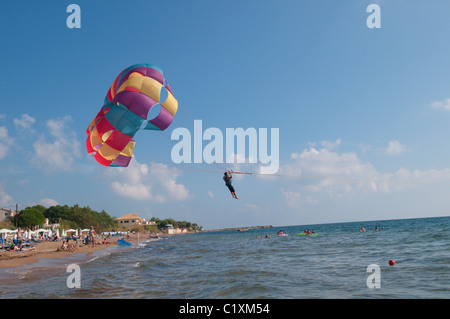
[389,259,395,266]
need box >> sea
[0,216,448,301]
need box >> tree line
[149,217,201,231]
[12,204,202,234]
[14,204,117,233]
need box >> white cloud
[281,147,369,201]
[245,203,260,211]
[0,127,7,139]
[321,138,342,150]
[38,198,59,207]
[286,147,381,191]
[0,187,14,207]
[429,98,450,111]
[281,189,317,208]
[14,114,36,131]
[276,141,450,208]
[151,163,191,202]
[33,116,81,171]
[0,126,14,160]
[392,167,450,185]
[0,142,9,160]
[385,140,407,156]
[110,161,153,200]
[106,159,191,202]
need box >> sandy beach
[0,232,157,270]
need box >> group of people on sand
[1,241,37,252]
[1,227,37,252]
[58,238,76,252]
[2,225,117,255]
[58,226,101,251]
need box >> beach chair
[0,239,12,251]
[1,238,13,250]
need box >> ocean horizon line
[204,214,449,232]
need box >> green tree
[16,208,45,229]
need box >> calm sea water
[0,216,448,299]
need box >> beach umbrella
[0,229,13,239]
[65,229,78,236]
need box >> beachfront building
[116,213,157,228]
[116,213,144,226]
[0,208,17,223]
[165,224,190,235]
[43,218,60,230]
[116,213,151,227]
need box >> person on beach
[11,244,36,252]
[360,226,366,232]
[265,233,271,238]
[16,227,23,249]
[59,239,75,252]
[89,226,96,247]
[61,240,68,251]
[223,171,238,199]
[375,226,379,231]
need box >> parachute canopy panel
[86,63,178,167]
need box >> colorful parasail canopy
[86,64,178,167]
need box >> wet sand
[0,233,156,269]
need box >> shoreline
[0,232,157,270]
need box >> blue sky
[1,0,450,229]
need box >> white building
[0,208,17,223]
